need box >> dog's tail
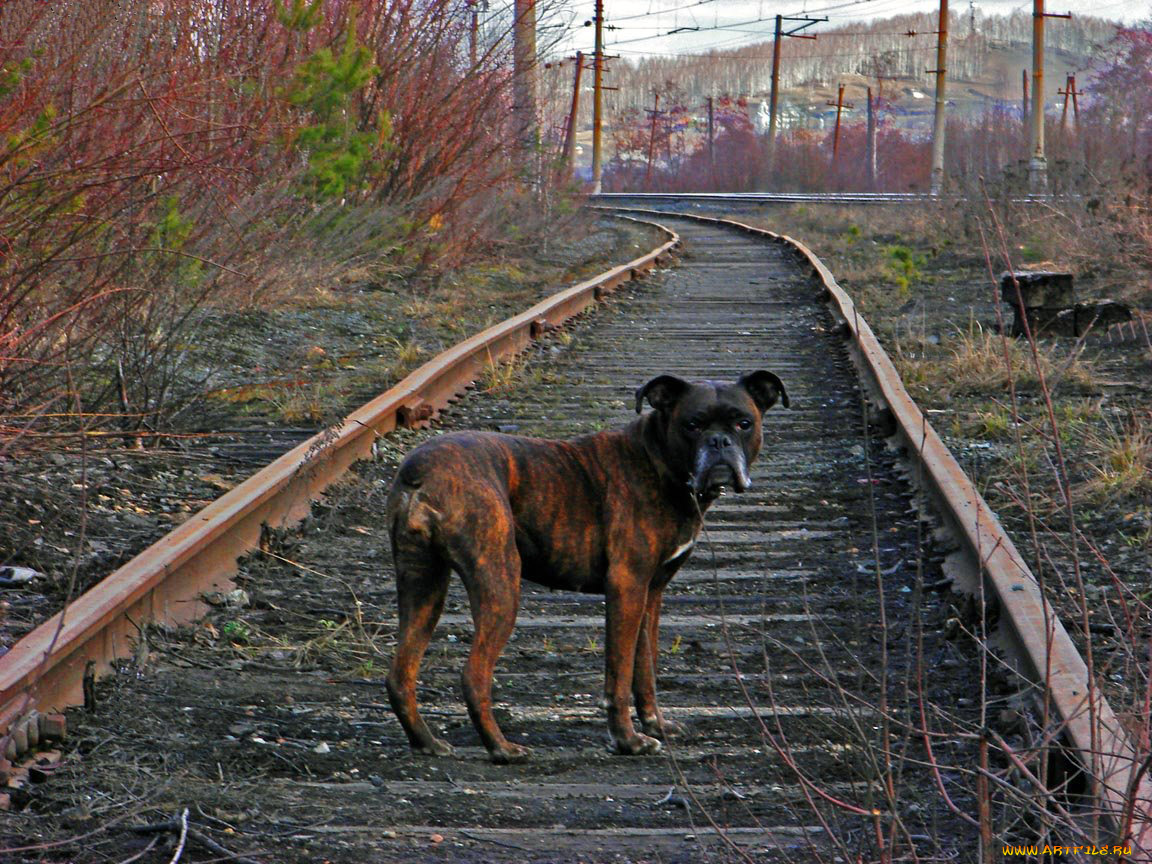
[387,471,442,549]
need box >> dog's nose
[708,432,732,450]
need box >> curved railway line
[1,212,1148,861]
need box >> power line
[612,45,938,59]
[609,0,721,23]
[602,0,926,49]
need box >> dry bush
[0,0,567,452]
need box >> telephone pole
[1028,0,1046,191]
[1059,73,1081,130]
[866,87,877,187]
[766,15,824,180]
[1022,69,1029,127]
[826,84,853,162]
[644,91,661,191]
[1028,1,1072,193]
[591,0,605,193]
[560,52,584,181]
[929,0,948,195]
[467,0,485,68]
[706,96,715,184]
[512,0,537,171]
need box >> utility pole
[591,0,604,193]
[706,96,715,184]
[866,86,877,188]
[1022,69,1029,126]
[644,91,661,191]
[929,0,948,195]
[826,84,853,162]
[1028,0,1045,191]
[767,15,783,174]
[467,0,484,68]
[1028,1,1071,193]
[561,52,584,181]
[1059,73,1081,130]
[512,0,537,171]
[766,15,824,180]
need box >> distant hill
[598,10,1123,128]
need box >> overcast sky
[549,0,1149,57]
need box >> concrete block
[1000,270,1075,309]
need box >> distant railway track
[590,191,1057,210]
[593,192,940,206]
[1,209,1147,861]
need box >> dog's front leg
[604,573,662,756]
[633,588,684,740]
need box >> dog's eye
[684,419,701,432]
[737,419,753,431]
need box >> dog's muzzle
[692,439,751,496]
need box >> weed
[899,320,1096,399]
[385,336,426,379]
[883,245,927,296]
[480,351,530,393]
[1077,412,1152,505]
[973,407,1014,439]
[353,659,378,679]
[401,296,438,320]
[268,380,335,424]
[221,620,251,644]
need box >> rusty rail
[0,218,679,740]
[603,207,1150,852]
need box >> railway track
[2,214,1148,861]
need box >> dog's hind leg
[456,530,530,765]
[386,541,454,757]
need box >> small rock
[313,741,331,754]
[0,566,41,587]
[203,589,251,608]
[430,833,444,844]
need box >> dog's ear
[635,374,692,414]
[737,370,790,411]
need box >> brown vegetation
[0,0,575,453]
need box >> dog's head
[635,371,789,499]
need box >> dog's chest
[662,525,700,567]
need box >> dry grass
[479,351,532,394]
[1076,411,1152,506]
[895,320,1097,399]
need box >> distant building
[753,99,805,133]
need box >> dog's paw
[614,732,662,756]
[641,715,685,740]
[416,738,455,758]
[489,742,532,764]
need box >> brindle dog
[385,371,789,763]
